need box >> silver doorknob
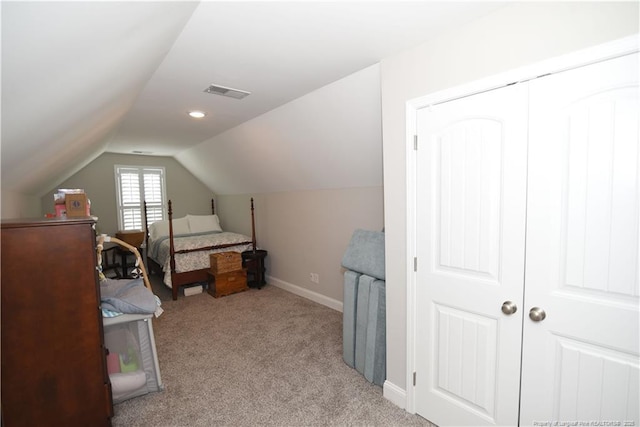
[501,301,517,315]
[529,307,546,322]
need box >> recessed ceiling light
[188,111,206,118]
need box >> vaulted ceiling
[1,1,504,197]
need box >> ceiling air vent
[203,84,251,100]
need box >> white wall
[218,188,383,307]
[1,190,41,219]
[380,1,639,407]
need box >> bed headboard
[142,198,216,247]
[143,197,256,251]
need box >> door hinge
[413,371,417,386]
[413,135,418,151]
[414,257,417,272]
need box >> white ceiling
[1,1,505,197]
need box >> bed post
[250,197,256,252]
[211,198,215,215]
[168,200,178,300]
[143,200,149,259]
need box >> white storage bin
[103,313,163,403]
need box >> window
[114,165,167,231]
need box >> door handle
[529,307,546,322]
[501,301,517,315]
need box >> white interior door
[520,52,639,425]
[414,83,529,426]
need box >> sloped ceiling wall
[1,1,198,196]
[176,64,382,195]
[1,1,504,206]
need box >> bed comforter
[148,231,254,286]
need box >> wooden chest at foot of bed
[209,251,243,275]
[207,269,248,298]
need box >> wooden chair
[99,245,122,279]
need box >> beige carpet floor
[110,275,435,426]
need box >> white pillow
[172,216,191,235]
[187,214,222,233]
[149,217,190,239]
[148,220,168,240]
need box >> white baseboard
[267,275,343,312]
[383,380,407,410]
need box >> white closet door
[520,53,639,425]
[414,83,529,426]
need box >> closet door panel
[520,52,639,425]
[414,83,529,426]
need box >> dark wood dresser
[1,217,113,426]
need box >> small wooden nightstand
[242,249,268,289]
[115,246,142,278]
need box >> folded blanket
[100,277,157,315]
[341,229,385,280]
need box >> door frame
[404,34,639,415]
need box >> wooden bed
[143,198,257,300]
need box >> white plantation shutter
[142,172,164,224]
[115,166,167,230]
